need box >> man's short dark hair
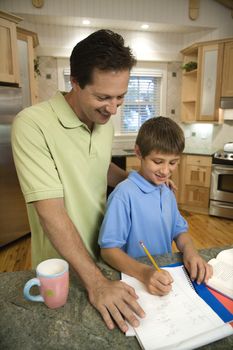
[136,117,185,157]
[70,29,136,88]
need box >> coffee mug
[23,258,69,309]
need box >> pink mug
[23,258,69,309]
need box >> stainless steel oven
[209,147,233,219]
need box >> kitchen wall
[1,0,233,149]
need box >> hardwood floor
[0,233,31,272]
[0,211,232,272]
[172,210,233,252]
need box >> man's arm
[33,198,145,332]
[107,162,128,187]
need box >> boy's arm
[101,247,173,295]
[174,232,213,284]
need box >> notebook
[206,248,233,300]
[207,287,233,316]
[122,265,233,350]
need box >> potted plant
[181,61,197,72]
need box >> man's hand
[165,178,177,192]
[88,278,145,333]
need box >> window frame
[113,64,167,138]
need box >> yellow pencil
[140,241,161,272]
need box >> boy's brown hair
[136,116,185,157]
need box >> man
[12,29,145,333]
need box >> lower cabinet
[178,155,212,214]
[124,154,212,214]
[126,156,140,171]
[184,185,210,208]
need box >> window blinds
[121,75,161,134]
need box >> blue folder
[163,262,233,323]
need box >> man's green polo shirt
[11,92,114,267]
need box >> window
[113,65,167,136]
[121,75,161,133]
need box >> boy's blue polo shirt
[98,171,188,258]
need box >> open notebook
[122,265,233,350]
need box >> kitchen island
[0,247,232,350]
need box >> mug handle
[23,278,44,302]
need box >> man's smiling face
[71,68,129,130]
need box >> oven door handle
[211,202,233,209]
[212,166,233,175]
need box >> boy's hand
[143,267,173,295]
[183,252,213,285]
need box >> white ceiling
[0,0,231,35]
[16,13,210,34]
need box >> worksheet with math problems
[122,266,233,350]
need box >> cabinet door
[0,17,20,84]
[171,163,180,203]
[126,156,140,172]
[185,165,211,187]
[185,185,210,208]
[197,44,223,122]
[222,41,233,97]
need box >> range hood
[220,97,233,109]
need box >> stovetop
[213,150,233,165]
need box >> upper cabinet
[221,41,233,97]
[0,10,22,85]
[181,38,233,123]
[197,43,224,123]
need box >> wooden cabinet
[178,155,212,214]
[180,38,233,123]
[222,41,233,97]
[17,28,39,106]
[181,46,198,122]
[0,11,22,84]
[126,156,140,172]
[171,162,180,203]
[197,44,223,122]
[181,42,223,123]
[125,154,211,214]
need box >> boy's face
[136,148,180,186]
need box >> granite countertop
[112,147,217,157]
[0,246,232,350]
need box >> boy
[99,117,213,296]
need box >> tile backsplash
[37,57,58,102]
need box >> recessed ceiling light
[82,19,90,25]
[141,24,149,30]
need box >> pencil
[139,241,161,272]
